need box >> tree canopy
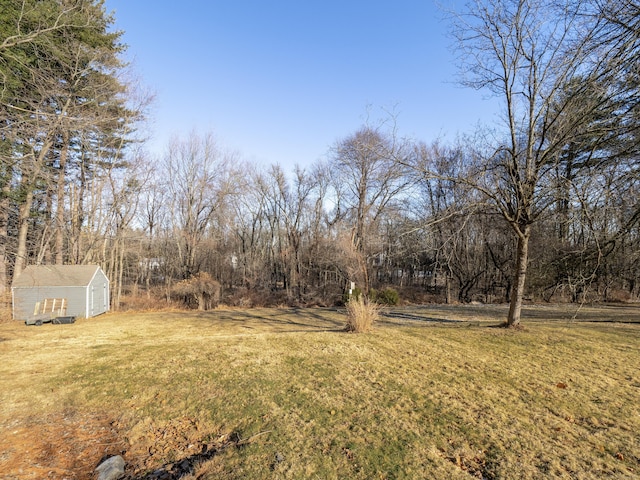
[2,0,639,320]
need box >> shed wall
[88,270,109,317]
[12,286,87,321]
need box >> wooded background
[1,1,639,324]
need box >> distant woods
[1,0,639,317]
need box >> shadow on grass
[182,307,347,334]
[151,304,640,338]
[389,304,640,324]
[380,311,465,324]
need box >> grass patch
[0,306,639,478]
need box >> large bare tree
[330,123,411,293]
[450,0,633,326]
[162,132,237,280]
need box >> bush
[172,272,221,310]
[371,287,399,306]
[344,296,380,333]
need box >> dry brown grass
[345,296,380,332]
[0,305,639,479]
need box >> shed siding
[12,286,87,321]
[87,269,109,317]
[11,265,110,321]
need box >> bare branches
[444,0,638,325]
[329,118,413,292]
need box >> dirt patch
[0,412,233,480]
[0,410,125,479]
[120,416,233,478]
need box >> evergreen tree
[0,0,142,289]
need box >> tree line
[1,0,639,326]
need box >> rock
[95,455,125,480]
[271,451,285,471]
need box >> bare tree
[162,132,236,280]
[449,0,631,326]
[260,165,315,301]
[227,164,268,290]
[330,122,411,293]
[136,167,167,297]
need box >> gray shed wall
[87,269,110,317]
[12,269,109,321]
[13,286,87,321]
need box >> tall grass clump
[344,295,380,333]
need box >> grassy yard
[0,304,639,479]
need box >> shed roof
[12,265,105,288]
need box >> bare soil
[0,411,231,479]
[0,410,124,479]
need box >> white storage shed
[12,265,110,321]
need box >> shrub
[172,272,221,310]
[344,296,380,333]
[371,287,399,306]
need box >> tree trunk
[70,161,86,265]
[0,165,12,297]
[14,139,55,278]
[115,234,125,310]
[14,187,35,279]
[55,133,69,264]
[507,225,531,327]
[197,293,205,311]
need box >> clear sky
[104,1,500,170]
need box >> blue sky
[104,1,500,169]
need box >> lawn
[0,304,639,479]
